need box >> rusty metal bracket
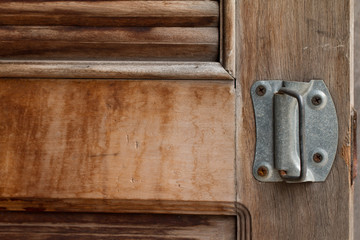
[251,80,338,183]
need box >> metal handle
[251,80,338,183]
[275,88,306,182]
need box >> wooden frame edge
[0,198,252,239]
[0,198,237,216]
[221,0,236,77]
[0,61,234,80]
[235,203,252,240]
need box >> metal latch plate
[251,80,338,183]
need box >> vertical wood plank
[354,0,360,238]
[236,0,353,239]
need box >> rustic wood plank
[0,26,218,61]
[354,1,360,238]
[236,0,353,239]
[0,212,236,240]
[0,1,219,27]
[0,80,235,204]
[0,61,233,80]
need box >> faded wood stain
[0,1,219,61]
[0,80,235,202]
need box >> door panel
[0,80,235,202]
[0,0,354,239]
[0,0,240,238]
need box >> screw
[257,166,268,177]
[279,170,288,177]
[256,85,266,96]
[313,153,323,163]
[311,95,322,106]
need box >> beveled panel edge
[0,198,236,216]
[235,202,252,240]
[0,61,234,80]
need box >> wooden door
[0,0,354,239]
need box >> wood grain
[0,61,233,80]
[0,27,218,43]
[0,80,235,203]
[0,212,236,240]
[222,0,236,76]
[0,1,220,61]
[0,1,219,27]
[236,0,353,239]
[0,27,218,61]
[0,199,236,215]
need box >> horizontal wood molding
[0,199,236,215]
[0,1,219,27]
[0,27,218,61]
[0,200,251,238]
[0,27,218,43]
[0,1,220,62]
[0,211,236,240]
[0,61,233,80]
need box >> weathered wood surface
[236,0,353,239]
[0,61,233,80]
[0,27,218,61]
[0,212,236,240]
[221,0,236,76]
[0,1,219,27]
[0,1,219,61]
[0,80,235,204]
[354,0,360,237]
[0,27,217,43]
[0,199,236,215]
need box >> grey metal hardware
[251,80,338,183]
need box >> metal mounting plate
[251,80,338,183]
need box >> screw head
[313,153,323,163]
[257,166,268,177]
[279,170,288,177]
[311,95,322,106]
[256,85,266,96]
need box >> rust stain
[341,109,358,183]
[351,109,357,183]
[341,144,351,167]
